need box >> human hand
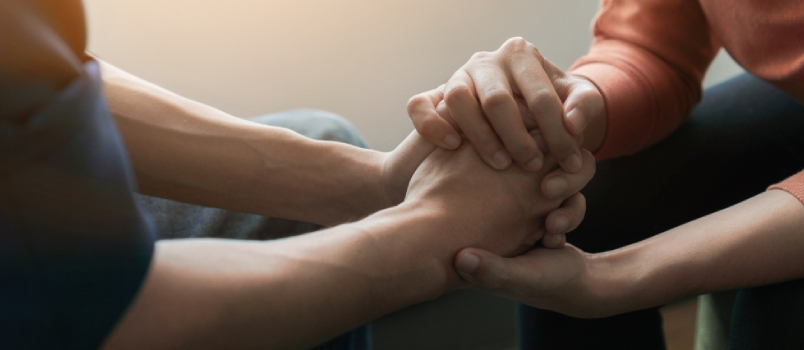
[405,140,595,286]
[374,131,437,209]
[407,37,605,173]
[406,87,591,248]
[454,245,617,318]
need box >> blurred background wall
[85,0,742,152]
[84,1,743,349]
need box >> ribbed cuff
[568,40,700,162]
[768,170,804,205]
[570,63,655,162]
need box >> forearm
[98,59,386,226]
[103,201,453,350]
[595,190,804,314]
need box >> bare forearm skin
[103,200,456,350]
[592,190,804,315]
[99,60,387,226]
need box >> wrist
[588,237,695,316]
[310,141,389,226]
[358,198,462,297]
[351,148,395,218]
[585,245,652,316]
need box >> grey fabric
[136,108,368,240]
[695,291,738,350]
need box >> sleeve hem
[568,40,701,161]
[768,170,804,205]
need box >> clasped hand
[401,37,607,315]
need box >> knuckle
[470,51,493,62]
[418,114,444,137]
[444,84,474,105]
[482,90,514,114]
[529,90,560,114]
[436,101,452,121]
[503,36,528,50]
[504,37,541,59]
[406,94,428,114]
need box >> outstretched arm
[455,189,804,318]
[103,138,597,349]
[99,59,421,227]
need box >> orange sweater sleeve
[769,171,804,204]
[569,0,721,160]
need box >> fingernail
[456,254,480,274]
[492,151,512,169]
[566,108,586,134]
[527,157,543,172]
[554,215,569,234]
[551,234,563,247]
[443,134,460,149]
[564,153,582,172]
[544,176,568,199]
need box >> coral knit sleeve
[568,0,720,160]
[769,171,804,204]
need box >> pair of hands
[376,37,609,316]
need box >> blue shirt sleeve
[0,1,156,349]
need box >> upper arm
[1,1,156,348]
[0,0,87,122]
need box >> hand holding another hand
[407,37,605,174]
[404,136,595,286]
[455,244,614,318]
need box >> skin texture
[407,37,608,172]
[407,37,608,245]
[95,54,599,349]
[408,85,591,248]
[456,190,804,318]
[100,59,425,227]
[103,134,595,350]
[10,3,601,346]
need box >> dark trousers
[518,74,804,349]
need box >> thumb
[389,130,437,174]
[562,78,604,136]
[455,248,521,290]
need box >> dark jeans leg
[135,109,372,350]
[518,74,804,349]
[730,279,804,349]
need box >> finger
[542,193,587,248]
[561,76,605,136]
[407,86,462,149]
[541,149,596,200]
[436,100,459,130]
[466,61,544,171]
[455,248,518,290]
[444,69,512,169]
[529,129,548,153]
[391,130,438,171]
[541,232,566,249]
[516,97,539,130]
[506,48,582,173]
